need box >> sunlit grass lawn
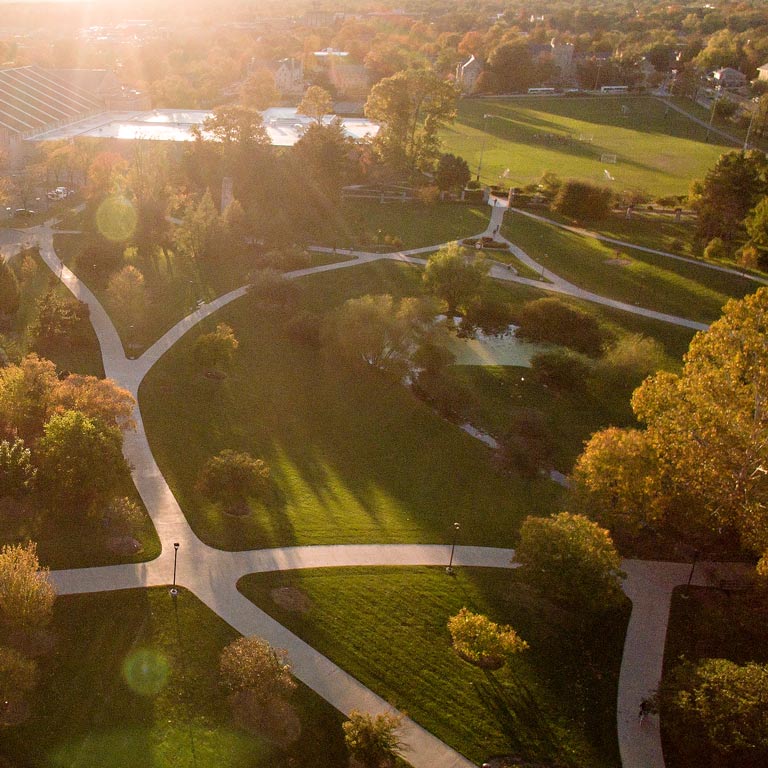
[318,200,490,250]
[501,211,757,323]
[662,585,768,768]
[139,261,564,551]
[0,587,347,768]
[443,96,732,196]
[239,566,630,768]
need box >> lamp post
[744,97,760,151]
[170,542,180,597]
[686,548,700,588]
[476,114,496,182]
[705,86,721,141]
[446,522,460,575]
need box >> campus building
[0,65,103,165]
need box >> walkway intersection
[14,207,758,768]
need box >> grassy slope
[661,585,768,768]
[443,96,732,196]
[502,212,757,323]
[239,567,629,768]
[139,261,564,551]
[319,200,490,249]
[0,587,347,768]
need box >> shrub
[248,268,299,310]
[196,449,270,513]
[703,237,729,261]
[0,440,36,499]
[343,710,403,768]
[497,408,554,478]
[515,298,608,357]
[194,323,239,370]
[102,497,144,537]
[447,607,528,669]
[286,311,322,347]
[0,543,55,638]
[551,180,613,221]
[461,295,514,337]
[530,349,593,392]
[415,185,440,205]
[219,636,296,703]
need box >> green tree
[292,120,355,204]
[662,658,768,760]
[0,440,36,499]
[552,180,613,221]
[325,294,436,376]
[199,105,270,151]
[30,292,90,348]
[342,710,403,768]
[105,265,146,331]
[298,85,334,125]
[174,190,221,263]
[487,39,538,92]
[0,542,54,637]
[196,449,270,514]
[194,323,239,370]
[423,243,487,315]
[513,512,626,612]
[435,153,470,192]
[37,410,126,515]
[365,69,458,172]
[692,150,768,243]
[745,196,768,267]
[0,261,19,318]
[447,607,528,669]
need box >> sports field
[442,96,733,196]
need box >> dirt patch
[270,586,312,614]
[105,536,144,556]
[605,257,633,266]
[204,369,227,380]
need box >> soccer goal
[600,153,618,164]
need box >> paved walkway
[17,213,743,768]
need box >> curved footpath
[22,214,745,768]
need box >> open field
[442,96,733,196]
[0,587,347,768]
[661,585,768,768]
[318,200,490,249]
[139,262,564,550]
[501,211,757,323]
[239,566,630,768]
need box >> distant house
[248,58,305,96]
[757,62,768,82]
[711,67,747,90]
[456,55,483,94]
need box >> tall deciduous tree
[240,69,279,110]
[298,85,334,125]
[197,449,269,513]
[0,355,58,441]
[365,69,458,172]
[52,375,136,432]
[435,153,471,192]
[105,265,147,331]
[0,260,19,318]
[324,294,437,375]
[630,287,768,563]
[662,658,768,760]
[219,636,296,702]
[37,410,126,515]
[194,323,239,370]
[513,512,626,612]
[423,243,487,315]
[692,150,768,243]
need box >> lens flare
[96,196,138,242]
[122,648,170,696]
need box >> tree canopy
[422,243,487,315]
[513,512,626,612]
